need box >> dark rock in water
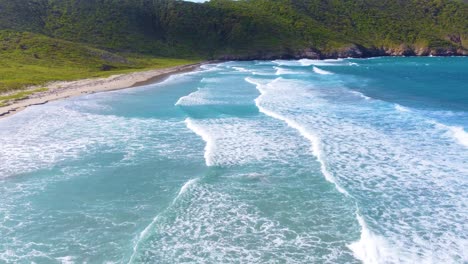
[414,47,430,56]
[430,47,457,56]
[457,48,468,56]
[100,64,116,71]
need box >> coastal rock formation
[217,44,467,60]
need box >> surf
[312,66,334,75]
[184,118,216,166]
[246,75,411,264]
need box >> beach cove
[0,57,467,263]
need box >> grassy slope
[0,31,199,93]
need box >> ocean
[0,57,467,263]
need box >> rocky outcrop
[293,48,321,59]
[217,43,467,60]
[321,44,366,58]
[319,44,466,58]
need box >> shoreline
[0,62,207,119]
[1,55,465,120]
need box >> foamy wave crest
[273,59,345,67]
[175,88,221,106]
[128,178,199,264]
[232,66,249,72]
[274,66,296,75]
[313,66,334,75]
[177,178,198,198]
[247,76,407,264]
[348,214,396,264]
[431,121,468,148]
[449,126,468,147]
[249,77,348,195]
[350,90,371,100]
[244,77,270,87]
[394,104,411,112]
[184,116,305,167]
[130,182,351,263]
[441,124,468,148]
[272,60,301,66]
[300,58,344,66]
[199,64,221,72]
[184,118,215,166]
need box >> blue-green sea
[0,57,467,263]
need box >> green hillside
[2,0,465,57]
[0,0,466,91]
[0,30,198,93]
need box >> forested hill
[0,0,467,59]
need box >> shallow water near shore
[0,57,467,263]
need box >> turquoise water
[0,57,467,263]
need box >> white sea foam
[273,58,345,67]
[128,178,199,264]
[0,104,193,177]
[348,214,397,264]
[177,178,199,198]
[185,118,216,166]
[175,88,222,106]
[350,90,371,100]
[252,71,273,76]
[245,76,450,264]
[274,66,297,75]
[185,116,304,167]
[232,66,249,72]
[2,60,466,264]
[272,60,301,66]
[245,77,270,87]
[233,63,274,75]
[313,66,334,75]
[56,256,76,264]
[130,182,355,263]
[394,104,411,112]
[300,58,344,66]
[249,77,348,195]
[199,64,220,72]
[449,126,468,147]
[259,73,468,263]
[274,66,288,75]
[434,122,468,148]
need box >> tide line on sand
[0,62,209,120]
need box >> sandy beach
[0,62,206,119]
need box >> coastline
[1,54,465,120]
[217,45,467,61]
[0,62,207,119]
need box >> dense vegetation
[0,0,466,91]
[0,30,198,93]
